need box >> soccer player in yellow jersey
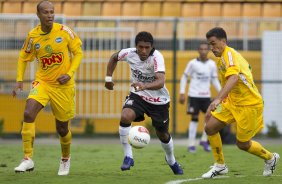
[201,27,279,178]
[12,1,83,175]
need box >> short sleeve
[117,48,135,61]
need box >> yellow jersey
[217,46,263,106]
[18,22,82,87]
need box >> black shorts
[187,97,211,115]
[123,92,170,132]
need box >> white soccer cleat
[263,153,280,176]
[14,158,34,173]
[202,163,228,179]
[58,157,71,176]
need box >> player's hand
[179,94,185,104]
[131,82,146,92]
[105,82,114,90]
[57,74,71,85]
[210,98,221,111]
[205,98,220,122]
[12,81,23,97]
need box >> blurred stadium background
[0,0,281,137]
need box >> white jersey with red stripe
[118,48,170,105]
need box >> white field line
[165,175,282,184]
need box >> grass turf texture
[0,142,281,184]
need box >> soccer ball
[128,126,150,149]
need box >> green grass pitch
[0,140,281,184]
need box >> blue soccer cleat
[200,141,211,152]
[120,156,134,171]
[166,158,184,175]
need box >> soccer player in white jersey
[105,31,183,175]
[179,43,221,153]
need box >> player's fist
[105,82,114,90]
[12,81,23,97]
[57,74,71,85]
[131,82,146,92]
[179,94,185,104]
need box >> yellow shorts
[211,99,264,142]
[28,81,76,122]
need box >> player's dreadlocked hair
[206,27,227,41]
[135,31,154,46]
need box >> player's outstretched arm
[105,52,119,90]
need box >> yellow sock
[208,133,225,164]
[21,122,35,158]
[247,140,273,160]
[59,131,72,158]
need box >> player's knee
[191,115,198,122]
[23,110,36,122]
[156,130,170,143]
[120,112,135,123]
[236,141,251,151]
[204,126,214,136]
[56,125,69,137]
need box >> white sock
[161,137,176,166]
[188,121,198,147]
[119,126,133,158]
[200,126,208,142]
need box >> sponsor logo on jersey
[40,52,64,70]
[55,37,63,43]
[45,44,53,53]
[131,69,155,83]
[35,43,40,50]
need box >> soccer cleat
[14,158,34,173]
[120,156,134,171]
[202,163,228,178]
[200,141,211,152]
[263,153,280,176]
[165,158,184,175]
[188,146,196,153]
[58,157,71,176]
